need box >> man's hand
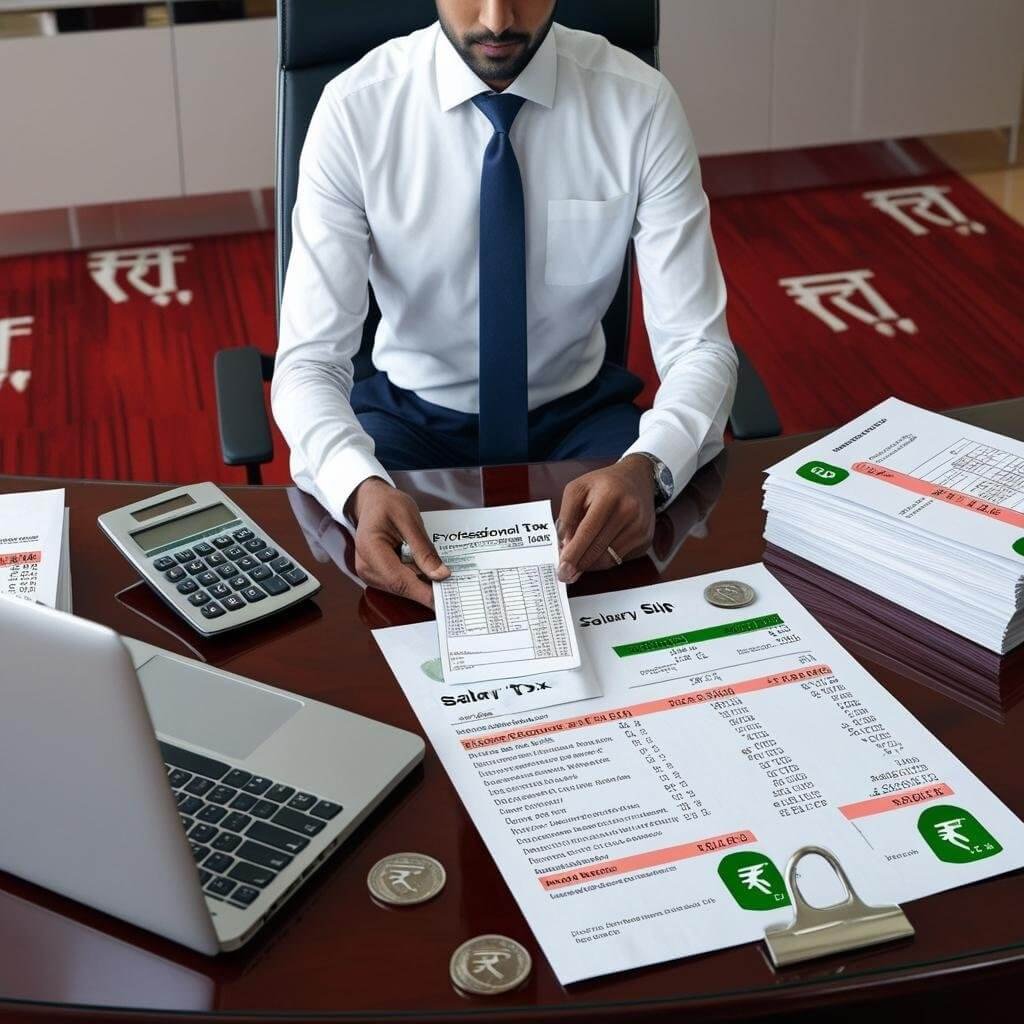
[348,478,450,608]
[556,455,656,583]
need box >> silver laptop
[0,595,424,954]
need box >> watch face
[657,465,673,497]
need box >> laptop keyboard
[161,742,342,911]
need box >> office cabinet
[174,18,276,196]
[662,0,1023,156]
[0,27,180,214]
[856,0,1024,140]
[0,1,1020,215]
[772,0,862,150]
[660,0,776,156]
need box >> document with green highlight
[374,564,1024,983]
[764,397,1024,653]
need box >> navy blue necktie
[473,92,528,465]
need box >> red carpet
[1,148,1022,485]
[629,164,1024,425]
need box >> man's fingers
[574,511,627,576]
[397,508,450,581]
[358,535,435,608]
[558,493,616,581]
[589,525,644,571]
[556,482,587,549]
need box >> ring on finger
[606,544,623,566]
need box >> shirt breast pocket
[545,193,635,288]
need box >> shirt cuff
[622,422,701,511]
[315,444,394,533]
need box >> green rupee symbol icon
[718,851,791,911]
[918,805,1003,864]
[796,460,849,486]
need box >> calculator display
[131,503,237,552]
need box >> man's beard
[438,8,555,86]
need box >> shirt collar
[434,20,556,113]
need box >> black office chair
[214,0,780,485]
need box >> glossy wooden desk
[2,398,1023,1023]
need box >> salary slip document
[423,501,580,684]
[374,564,1024,984]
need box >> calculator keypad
[150,515,311,632]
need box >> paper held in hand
[764,397,1024,654]
[423,500,581,684]
[374,564,1024,984]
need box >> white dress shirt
[272,20,738,525]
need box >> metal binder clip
[764,846,914,967]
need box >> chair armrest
[214,347,275,469]
[729,346,782,440]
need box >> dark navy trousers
[351,363,644,471]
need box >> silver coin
[367,852,446,906]
[450,934,532,996]
[703,580,756,608]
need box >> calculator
[98,482,320,636]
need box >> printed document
[0,489,68,610]
[763,397,1024,652]
[423,501,580,684]
[374,563,1024,983]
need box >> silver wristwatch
[636,452,674,512]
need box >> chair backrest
[277,0,660,372]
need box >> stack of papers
[764,544,1024,719]
[763,398,1024,654]
[0,488,72,612]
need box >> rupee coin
[367,852,446,906]
[450,934,532,996]
[703,580,756,608]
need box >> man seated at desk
[272,0,737,607]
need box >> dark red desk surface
[1,398,1023,1023]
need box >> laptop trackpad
[138,656,304,761]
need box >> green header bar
[613,613,784,658]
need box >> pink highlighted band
[461,664,833,750]
[538,829,757,890]
[840,782,954,820]
[852,462,1024,529]
[0,550,41,567]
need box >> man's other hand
[348,478,450,608]
[556,455,656,583]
